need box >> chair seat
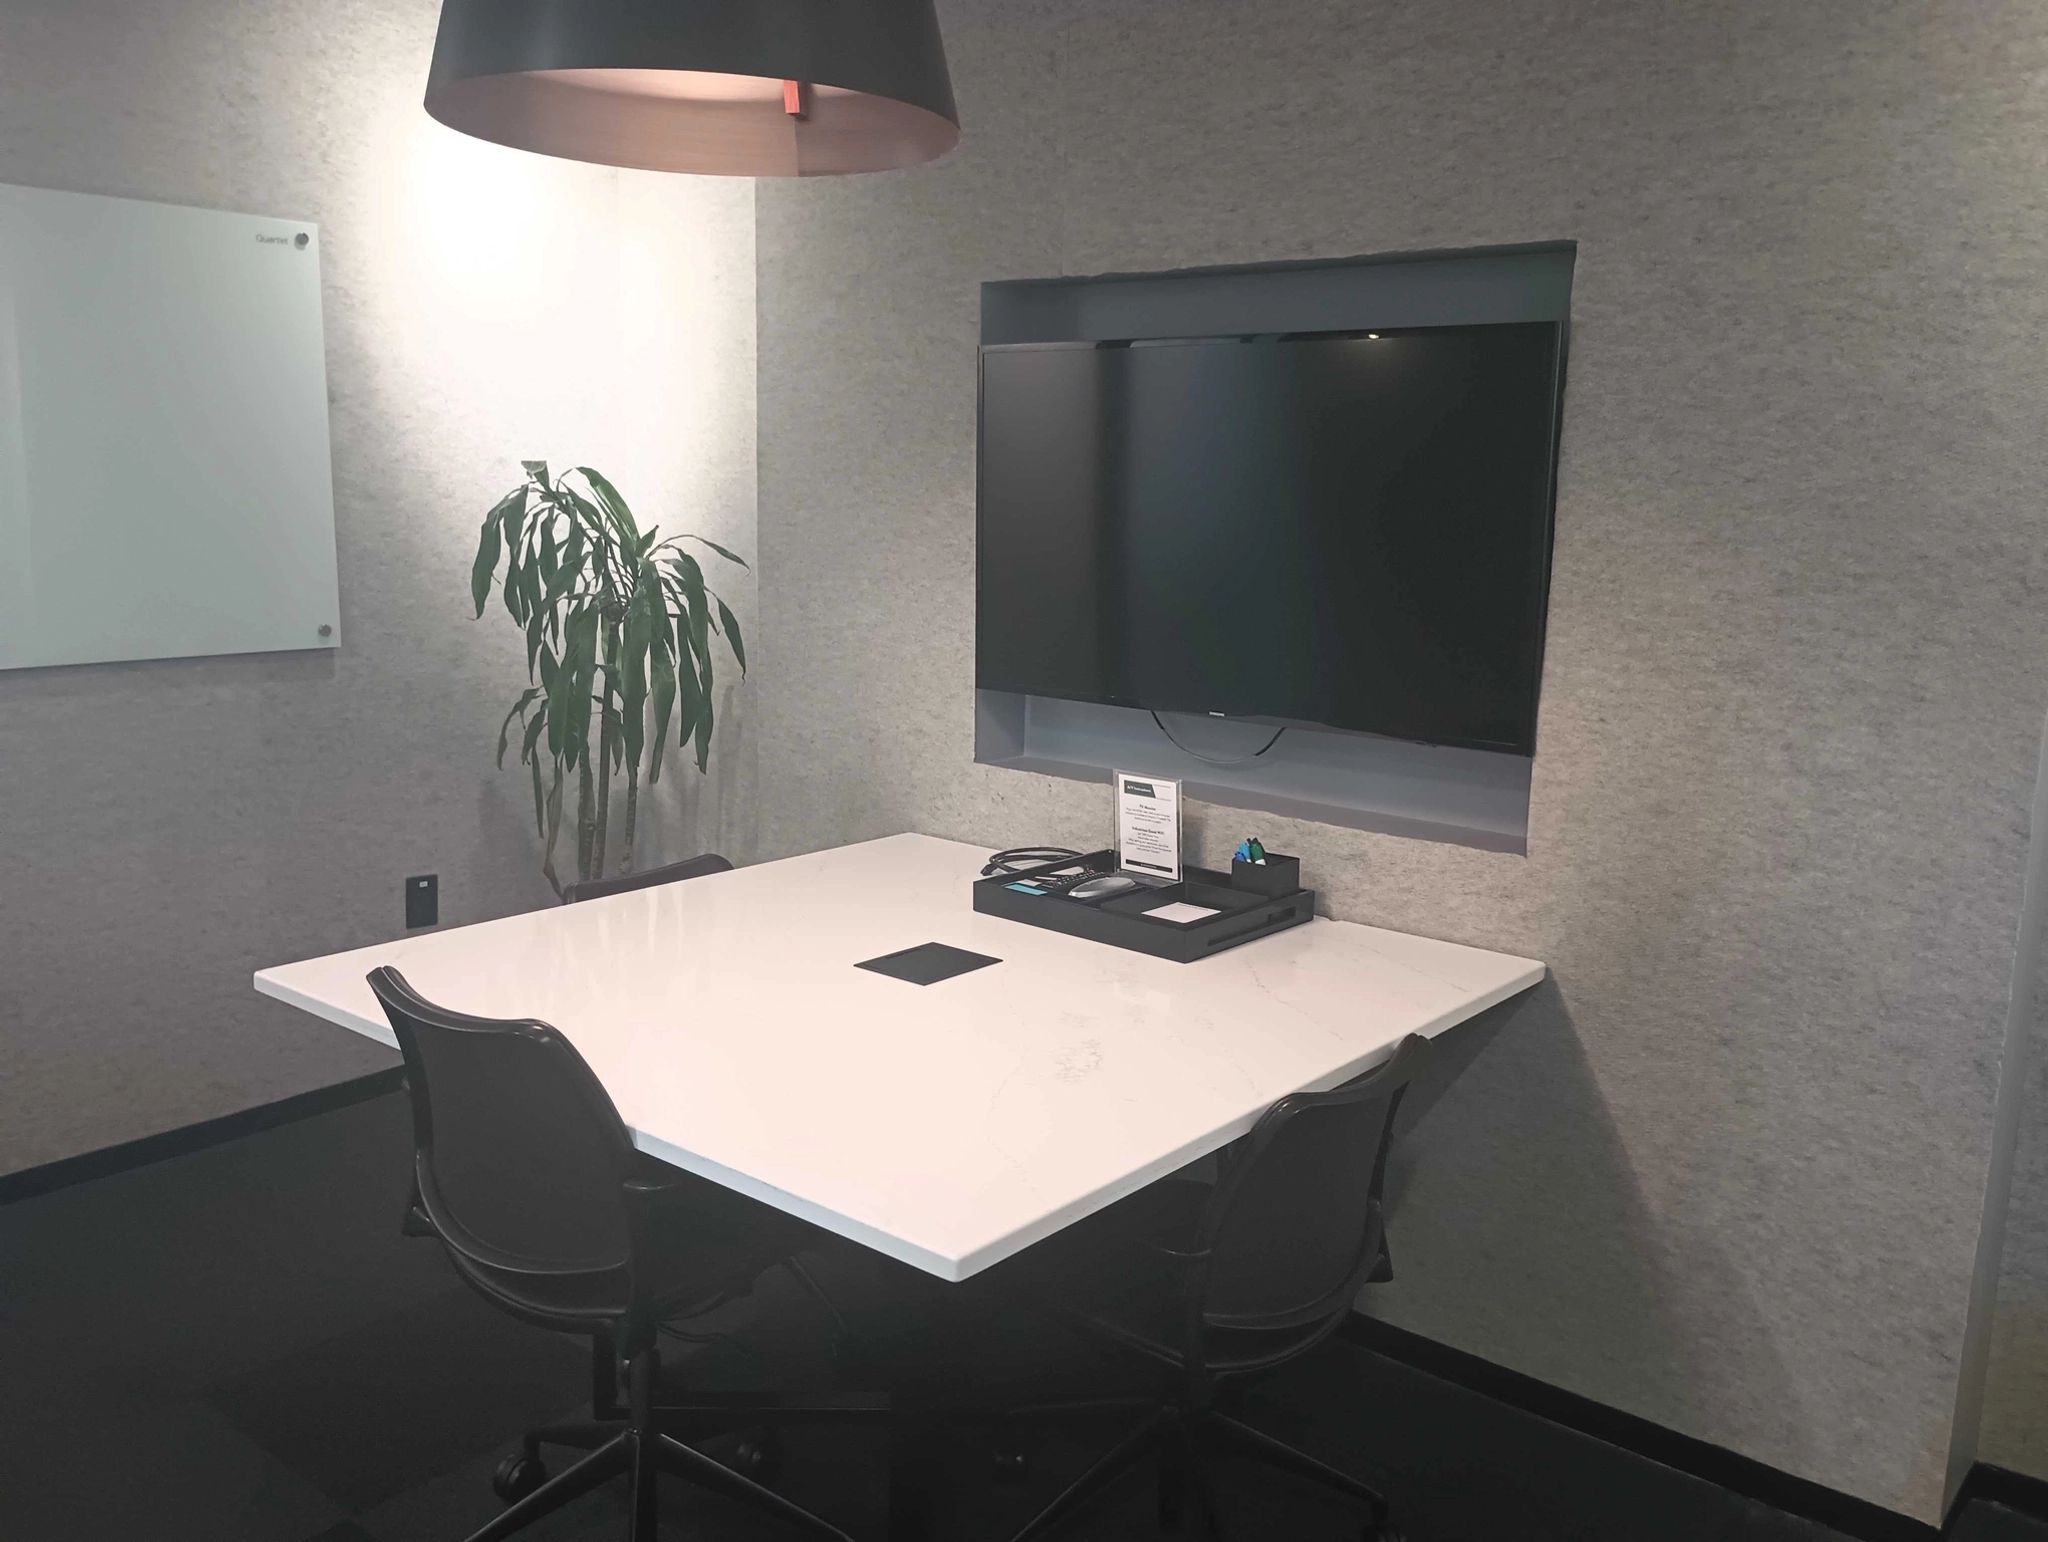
[992,1180,1333,1378]
[448,1160,815,1332]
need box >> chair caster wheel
[993,1447,1028,1481]
[492,1450,547,1503]
[731,1427,784,1486]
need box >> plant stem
[576,756,596,883]
[620,763,639,875]
[594,714,614,882]
[540,764,564,900]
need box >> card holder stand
[972,848,1314,963]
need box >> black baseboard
[1953,1464,2048,1526]
[1339,1314,1939,1542]
[0,1067,406,1207]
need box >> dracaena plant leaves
[470,463,748,898]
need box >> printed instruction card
[1115,770,1183,882]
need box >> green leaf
[541,633,569,761]
[665,553,711,666]
[673,618,705,762]
[562,520,587,590]
[620,591,652,769]
[530,751,546,837]
[648,635,677,784]
[523,460,552,491]
[499,484,530,550]
[560,485,611,544]
[576,466,640,543]
[542,558,578,608]
[693,687,714,773]
[496,687,541,768]
[688,535,750,569]
[560,605,601,768]
[666,550,707,598]
[685,610,715,686]
[525,607,546,681]
[542,499,591,607]
[504,516,536,625]
[716,600,746,674]
[522,701,550,763]
[470,508,502,618]
[522,560,544,622]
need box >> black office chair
[987,1034,1428,1542]
[370,966,860,1542]
[560,851,735,905]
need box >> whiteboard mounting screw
[318,624,333,637]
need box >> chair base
[475,1344,873,1542]
[1005,1402,1398,1542]
[468,1426,858,1542]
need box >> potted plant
[469,461,748,897]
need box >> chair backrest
[1195,1034,1427,1333]
[561,852,734,905]
[368,966,638,1275]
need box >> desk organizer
[973,849,1313,963]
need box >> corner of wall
[1944,700,2048,1507]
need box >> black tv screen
[976,321,1564,755]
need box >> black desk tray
[972,849,1314,963]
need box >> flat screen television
[976,320,1566,756]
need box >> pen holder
[1230,853,1300,898]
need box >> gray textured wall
[754,0,2048,1519]
[0,0,758,1174]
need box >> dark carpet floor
[0,1091,2041,1542]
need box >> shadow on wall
[1979,947,2048,1482]
[1982,1288,2048,1475]
[1374,981,1806,1475]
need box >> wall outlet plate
[405,874,438,930]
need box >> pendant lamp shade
[424,0,960,177]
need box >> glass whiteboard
[0,182,340,670]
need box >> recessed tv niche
[976,321,1565,756]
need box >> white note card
[1115,770,1182,881]
[1145,901,1219,925]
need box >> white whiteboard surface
[0,182,340,670]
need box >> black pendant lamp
[425,0,959,177]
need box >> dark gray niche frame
[974,242,1576,857]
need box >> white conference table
[256,833,1543,1282]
